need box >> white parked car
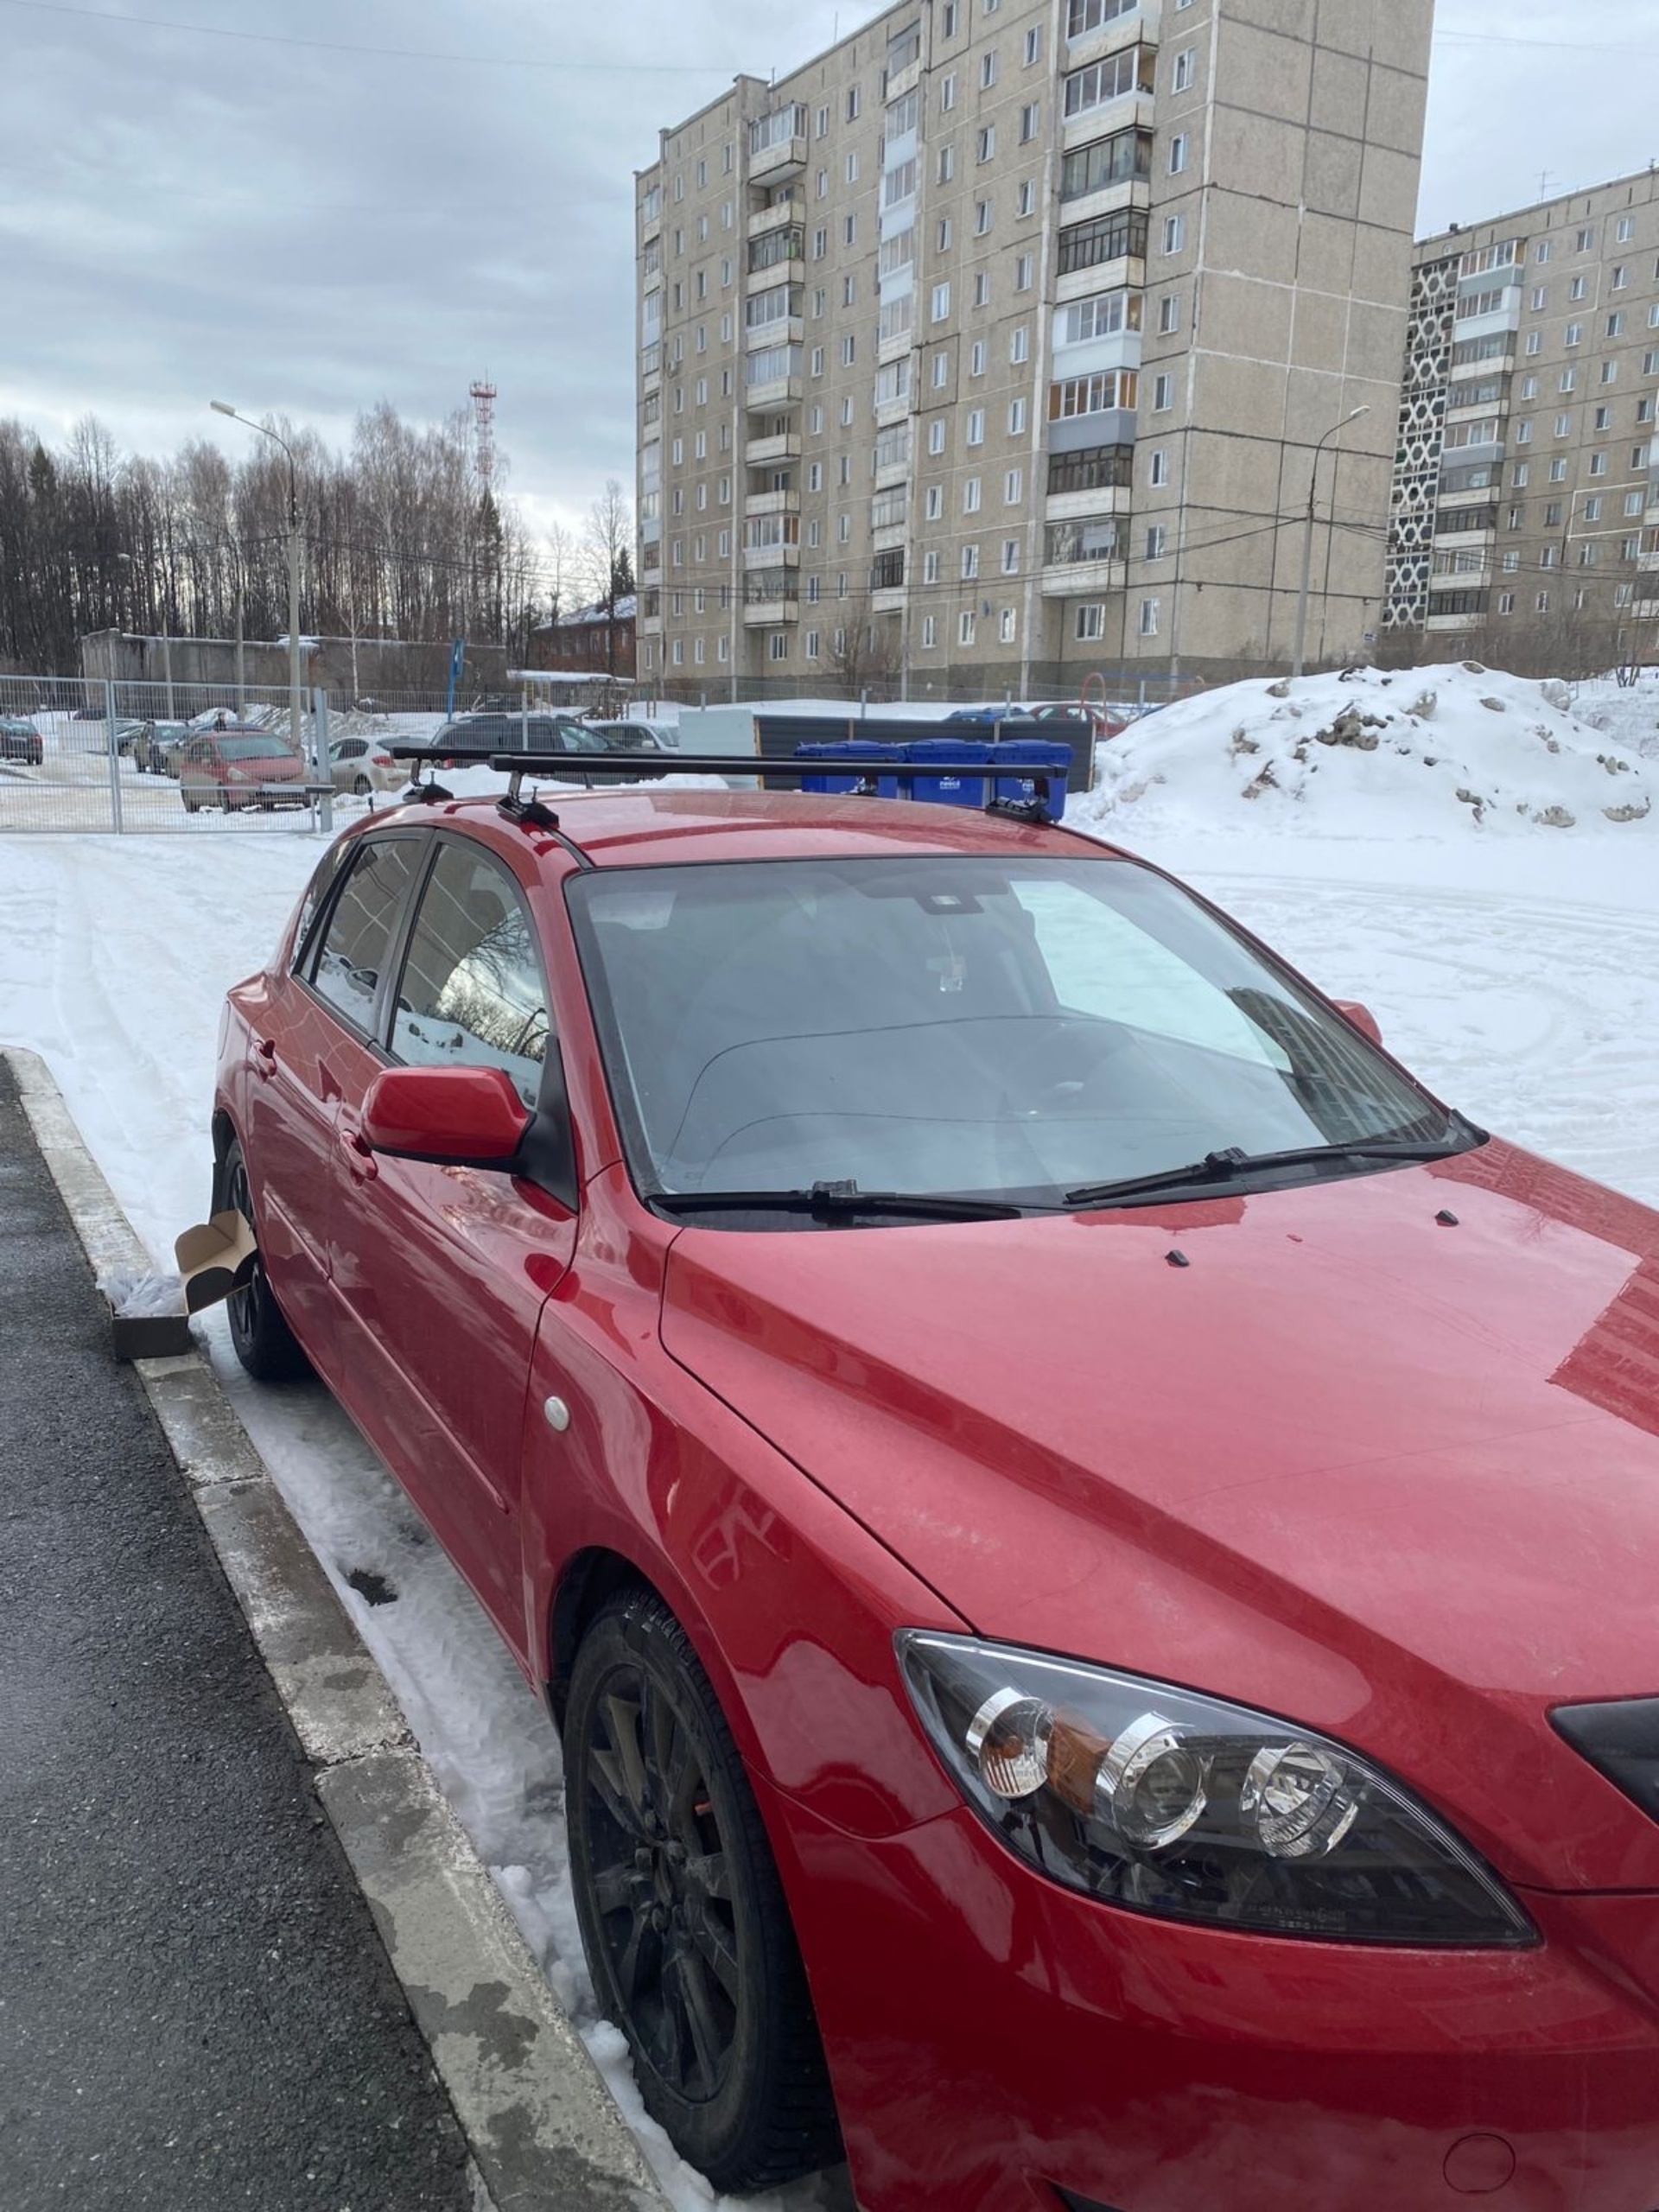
[328,736,403,796]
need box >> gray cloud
[2,0,1655,539]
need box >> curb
[6,1047,670,2212]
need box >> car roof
[366,785,1119,871]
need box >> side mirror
[1333,999,1382,1049]
[359,1065,531,1169]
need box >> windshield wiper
[648,1178,1027,1222]
[1064,1135,1471,1211]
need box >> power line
[1433,25,1656,52]
[0,0,738,73]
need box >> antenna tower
[469,377,498,492]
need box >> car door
[325,831,578,1649]
[244,831,429,1345]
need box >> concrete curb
[6,1047,670,2212]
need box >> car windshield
[569,855,1469,1211]
[216,735,292,761]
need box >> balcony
[744,488,800,520]
[871,585,908,614]
[746,375,803,411]
[1040,557,1127,596]
[743,597,800,626]
[746,317,804,355]
[745,431,802,466]
[743,541,800,569]
[748,194,805,239]
[748,105,810,184]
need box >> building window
[1018,180,1037,216]
[1075,603,1105,642]
[923,550,941,584]
[1614,266,1630,290]
[1025,23,1043,61]
[1585,494,1604,521]
[1010,324,1030,364]
[1009,396,1028,435]
[1145,523,1167,559]
[925,483,944,518]
[1525,331,1541,355]
[959,610,977,647]
[1589,452,1609,475]
[1173,48,1196,90]
[970,338,988,373]
[976,197,994,236]
[1138,597,1160,637]
[976,124,996,162]
[1169,133,1188,175]
[932,282,951,321]
[1570,275,1587,302]
[933,351,950,388]
[1158,293,1180,334]
[1020,101,1040,143]
[1549,457,1567,481]
[982,49,999,87]
[1566,322,1583,347]
[804,630,820,660]
[973,272,991,307]
[769,632,789,661]
[1618,217,1635,242]
[1162,214,1185,255]
[922,614,938,647]
[1535,591,1550,613]
[1530,286,1547,309]
[929,420,947,455]
[967,408,985,445]
[962,543,980,579]
[940,71,957,111]
[1005,467,1023,502]
[1002,538,1020,574]
[841,334,856,365]
[845,151,859,183]
[1148,448,1169,487]
[1498,593,1515,615]
[1535,239,1551,262]
[942,0,957,33]
[847,85,861,121]
[1576,226,1594,251]
[964,478,982,512]
[1153,372,1173,410]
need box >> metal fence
[0,674,436,836]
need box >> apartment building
[635,0,1432,696]
[1386,168,1659,664]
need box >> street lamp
[1292,405,1370,680]
[211,400,306,766]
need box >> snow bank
[1077,662,1657,840]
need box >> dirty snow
[4,691,1659,2207]
[1080,661,1658,839]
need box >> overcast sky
[3,0,1655,540]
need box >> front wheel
[565,1592,842,2193]
[222,1138,310,1381]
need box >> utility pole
[212,401,308,768]
[1292,406,1370,679]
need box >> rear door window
[307,836,427,1035]
[391,841,551,1109]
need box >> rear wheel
[565,1592,842,2193]
[222,1139,309,1381]
[353,774,372,797]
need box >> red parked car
[213,783,1659,2212]
[178,728,306,811]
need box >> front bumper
[757,1777,1659,2212]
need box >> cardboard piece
[174,1210,259,1314]
[109,1309,195,1362]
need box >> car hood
[660,1139,1659,1890]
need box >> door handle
[251,1035,277,1080]
[337,1118,378,1182]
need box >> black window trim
[293,826,435,1056]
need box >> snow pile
[1568,673,1659,762]
[1077,662,1658,839]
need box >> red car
[213,785,1659,2212]
[179,728,307,811]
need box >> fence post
[313,688,334,836]
[104,679,124,834]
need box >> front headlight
[899,1633,1535,1946]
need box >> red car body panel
[215,791,1659,2212]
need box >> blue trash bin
[989,738,1071,821]
[902,737,994,808]
[794,739,901,797]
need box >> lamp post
[211,401,305,765]
[1292,405,1370,680]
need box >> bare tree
[825,593,904,697]
[582,478,634,677]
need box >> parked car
[328,735,402,797]
[0,715,43,765]
[430,713,611,763]
[130,720,191,774]
[177,729,307,811]
[589,718,679,753]
[213,785,1659,2212]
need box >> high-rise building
[1385,168,1659,666]
[635,0,1432,697]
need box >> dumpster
[988,738,1072,821]
[902,737,994,807]
[794,739,902,796]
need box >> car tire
[353,775,372,797]
[220,1139,310,1382]
[182,791,197,813]
[565,1590,842,2194]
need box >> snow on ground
[5,711,1659,2206]
[1080,661,1658,841]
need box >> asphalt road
[0,1061,474,2212]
